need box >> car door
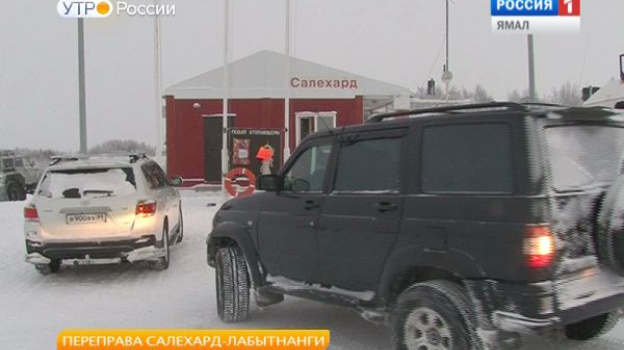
[317,130,406,291]
[153,162,180,228]
[256,138,334,284]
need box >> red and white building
[164,50,411,183]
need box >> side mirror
[169,176,183,187]
[257,174,283,192]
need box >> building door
[203,115,235,183]
[295,111,336,146]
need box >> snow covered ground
[1,190,623,349]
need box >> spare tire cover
[597,175,624,276]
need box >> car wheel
[176,208,183,243]
[215,246,250,322]
[562,312,619,341]
[35,260,60,275]
[6,182,25,201]
[149,223,169,271]
[393,280,478,350]
[597,176,624,276]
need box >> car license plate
[66,213,106,225]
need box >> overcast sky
[1,0,623,151]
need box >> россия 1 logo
[491,0,581,34]
[57,0,113,18]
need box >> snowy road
[1,190,623,349]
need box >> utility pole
[445,0,449,71]
[441,0,453,101]
[528,34,536,102]
[154,0,163,159]
[221,0,231,194]
[283,0,291,161]
[78,18,87,154]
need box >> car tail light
[24,206,39,221]
[136,201,157,217]
[524,225,555,268]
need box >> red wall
[166,96,364,181]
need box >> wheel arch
[207,222,263,289]
[377,245,486,307]
[155,217,169,248]
[381,264,464,308]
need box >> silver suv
[24,154,183,274]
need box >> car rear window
[38,167,136,199]
[546,125,624,191]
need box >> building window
[295,111,336,146]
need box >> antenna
[620,54,624,82]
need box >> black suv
[207,102,624,349]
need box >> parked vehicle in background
[207,102,624,350]
[24,154,183,274]
[0,150,43,201]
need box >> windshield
[546,125,624,191]
[38,168,136,199]
[1,158,13,172]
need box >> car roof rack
[49,155,85,166]
[50,153,150,166]
[366,102,547,123]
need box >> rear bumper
[469,271,624,334]
[25,235,165,265]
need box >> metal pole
[154,0,163,159]
[78,18,87,154]
[221,0,230,194]
[528,34,536,102]
[283,0,291,161]
[445,0,449,71]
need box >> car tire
[597,176,624,276]
[6,182,25,201]
[562,312,619,341]
[35,260,60,275]
[215,246,250,322]
[176,207,183,243]
[392,280,478,350]
[149,223,170,271]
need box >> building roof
[165,50,412,100]
[584,78,624,108]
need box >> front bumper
[25,235,165,265]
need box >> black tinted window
[284,143,332,192]
[142,163,168,189]
[334,137,402,192]
[422,123,513,193]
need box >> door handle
[375,202,398,213]
[304,200,320,210]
